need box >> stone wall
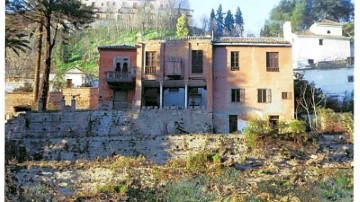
[5,109,225,163]
[5,88,99,118]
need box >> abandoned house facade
[98,36,294,133]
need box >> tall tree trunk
[40,14,52,111]
[33,20,43,104]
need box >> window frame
[230,51,239,71]
[231,88,245,103]
[266,52,279,72]
[281,92,292,99]
[258,88,272,103]
[191,50,203,74]
[145,51,156,75]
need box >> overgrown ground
[5,132,353,201]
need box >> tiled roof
[213,37,291,45]
[295,30,350,40]
[150,36,212,41]
[98,45,136,50]
[317,19,342,26]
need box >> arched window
[115,62,121,71]
[122,62,128,72]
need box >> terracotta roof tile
[98,45,136,50]
[317,19,342,26]
[214,37,291,45]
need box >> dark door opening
[113,90,128,110]
[229,115,238,133]
[269,115,279,131]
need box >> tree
[223,10,234,36]
[9,0,94,110]
[176,14,189,36]
[5,2,31,56]
[313,0,354,22]
[294,73,325,129]
[209,9,216,35]
[260,0,354,36]
[215,4,224,36]
[234,7,244,37]
[199,14,209,34]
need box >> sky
[190,0,281,36]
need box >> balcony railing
[106,71,134,83]
[145,66,156,75]
[266,67,280,72]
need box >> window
[282,92,292,99]
[319,39,323,45]
[230,51,239,70]
[266,52,279,72]
[231,88,245,103]
[327,30,331,34]
[192,50,203,74]
[145,51,156,74]
[308,59,314,65]
[348,75,354,83]
[66,79,73,88]
[258,89,271,103]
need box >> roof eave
[212,42,292,47]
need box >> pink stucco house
[97,36,294,133]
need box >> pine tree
[8,0,94,110]
[209,9,216,34]
[176,14,189,36]
[234,7,244,37]
[215,4,224,36]
[224,10,235,36]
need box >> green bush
[287,120,306,134]
[340,113,353,134]
[242,117,272,149]
[186,153,209,173]
[243,128,257,150]
[210,153,222,164]
[163,177,215,202]
[317,108,336,131]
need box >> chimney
[283,21,292,42]
[136,32,143,43]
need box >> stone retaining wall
[6,110,229,163]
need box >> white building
[294,66,354,102]
[49,68,96,92]
[283,19,352,69]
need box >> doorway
[229,115,238,133]
[113,90,128,110]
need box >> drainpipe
[184,79,188,109]
[159,79,163,109]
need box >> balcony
[165,58,182,79]
[106,71,135,90]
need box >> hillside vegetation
[54,22,177,77]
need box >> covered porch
[141,79,207,109]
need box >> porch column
[159,79,163,109]
[184,80,188,109]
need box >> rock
[263,163,279,174]
[222,157,235,167]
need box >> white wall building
[49,68,95,92]
[294,66,354,102]
[283,19,352,69]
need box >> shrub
[163,177,215,202]
[186,153,209,173]
[242,117,272,149]
[317,108,336,131]
[210,153,222,164]
[339,113,353,142]
[243,128,257,150]
[287,120,306,134]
